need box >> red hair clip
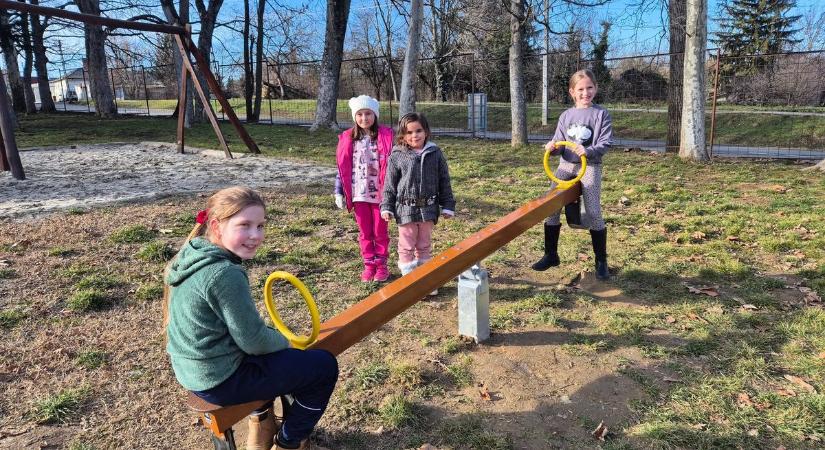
[195,209,209,225]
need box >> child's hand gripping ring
[263,271,320,350]
[543,141,587,190]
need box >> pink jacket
[335,125,394,211]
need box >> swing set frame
[0,0,259,181]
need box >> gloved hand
[334,194,345,209]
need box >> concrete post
[457,263,490,342]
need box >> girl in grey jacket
[381,113,455,289]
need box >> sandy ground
[0,142,337,219]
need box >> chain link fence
[45,49,825,159]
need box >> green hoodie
[165,237,289,391]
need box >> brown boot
[247,408,278,450]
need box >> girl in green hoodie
[164,186,337,450]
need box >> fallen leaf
[479,386,492,401]
[687,312,711,323]
[159,228,174,234]
[747,429,759,437]
[373,426,384,434]
[577,253,591,261]
[685,283,719,297]
[690,423,706,430]
[726,235,740,241]
[768,184,787,193]
[784,374,817,394]
[691,231,706,241]
[805,434,822,442]
[740,304,758,310]
[418,445,438,450]
[592,421,608,441]
[818,351,825,359]
[737,392,754,408]
[665,315,677,324]
[775,388,796,397]
[663,376,682,383]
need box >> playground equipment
[187,178,582,448]
[0,0,261,182]
[543,141,587,190]
[263,272,320,350]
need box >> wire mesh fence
[44,48,825,159]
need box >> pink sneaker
[374,263,390,282]
[361,264,376,282]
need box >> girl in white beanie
[333,95,395,282]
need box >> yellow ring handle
[263,271,320,350]
[543,140,587,190]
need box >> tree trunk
[399,0,423,117]
[0,10,27,114]
[75,0,117,117]
[252,0,265,122]
[193,0,224,123]
[20,10,38,114]
[801,159,825,172]
[679,0,708,161]
[311,0,351,131]
[30,0,55,113]
[243,0,254,121]
[508,0,527,147]
[667,0,686,152]
[161,0,192,127]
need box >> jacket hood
[166,237,240,287]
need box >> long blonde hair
[162,186,266,330]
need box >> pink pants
[353,202,389,263]
[397,221,434,264]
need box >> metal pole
[541,0,549,126]
[470,54,476,138]
[0,70,26,180]
[110,68,117,111]
[141,66,150,116]
[265,61,273,124]
[708,47,721,160]
[82,68,91,113]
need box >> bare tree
[0,9,27,114]
[19,8,38,114]
[679,0,707,161]
[375,0,399,101]
[399,0,423,116]
[74,0,117,117]
[251,0,265,122]
[29,0,55,113]
[667,0,686,152]
[192,0,225,123]
[311,0,351,131]
[507,0,528,146]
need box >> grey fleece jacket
[380,142,455,225]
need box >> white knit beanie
[348,95,380,121]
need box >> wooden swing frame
[0,0,260,181]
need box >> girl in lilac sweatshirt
[532,69,613,280]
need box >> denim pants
[193,349,338,443]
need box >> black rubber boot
[590,228,609,280]
[532,224,562,271]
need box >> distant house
[30,68,125,103]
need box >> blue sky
[38,0,825,76]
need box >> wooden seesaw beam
[308,182,581,356]
[187,183,581,445]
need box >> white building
[30,68,124,104]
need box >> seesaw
[189,145,586,448]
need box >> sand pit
[0,142,337,219]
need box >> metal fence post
[457,263,490,343]
[141,66,150,116]
[110,68,117,111]
[266,62,273,124]
[81,68,91,113]
[470,54,476,137]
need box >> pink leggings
[353,202,389,263]
[396,221,434,264]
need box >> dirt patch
[0,142,336,219]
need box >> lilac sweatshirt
[551,105,612,165]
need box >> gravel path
[0,142,336,219]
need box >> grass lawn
[109,98,825,150]
[2,113,824,449]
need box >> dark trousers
[193,349,338,443]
